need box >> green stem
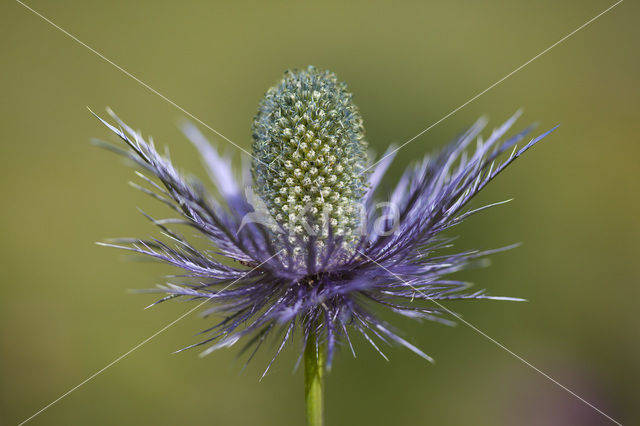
[304,333,324,426]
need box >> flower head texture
[96,66,555,375]
[252,66,369,247]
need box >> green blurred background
[1,0,638,425]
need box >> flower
[95,66,555,376]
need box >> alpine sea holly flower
[96,66,555,426]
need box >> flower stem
[304,332,324,426]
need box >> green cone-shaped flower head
[252,66,369,245]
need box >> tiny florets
[251,66,369,245]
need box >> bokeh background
[1,0,638,425]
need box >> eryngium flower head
[252,66,368,246]
[95,67,555,375]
